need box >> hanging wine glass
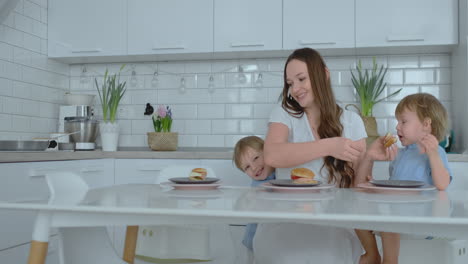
[130,67,138,88]
[151,71,159,88]
[255,72,263,88]
[208,75,215,94]
[179,77,186,94]
[237,65,247,84]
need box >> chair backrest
[45,171,89,205]
[157,165,217,184]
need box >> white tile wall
[0,0,69,140]
[0,3,453,146]
[69,53,453,148]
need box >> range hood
[0,0,19,24]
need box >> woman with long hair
[254,48,367,263]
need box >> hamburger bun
[383,133,397,148]
[189,168,207,181]
[291,168,315,183]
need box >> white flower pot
[99,122,120,151]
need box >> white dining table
[1,175,468,264]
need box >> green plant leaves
[350,58,401,117]
[95,66,127,123]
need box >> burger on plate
[189,168,207,181]
[290,168,317,184]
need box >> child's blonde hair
[395,93,448,141]
[233,136,264,171]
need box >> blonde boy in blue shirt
[355,93,452,264]
[233,136,275,252]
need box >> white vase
[99,122,120,151]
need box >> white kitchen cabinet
[283,0,354,50]
[128,0,213,55]
[356,0,458,48]
[0,159,114,263]
[48,0,127,58]
[214,0,282,52]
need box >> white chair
[134,165,236,264]
[44,171,127,264]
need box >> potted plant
[95,65,127,151]
[147,105,178,151]
[349,58,401,143]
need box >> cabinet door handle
[299,40,336,45]
[71,48,102,53]
[137,168,161,172]
[386,35,424,42]
[152,46,185,50]
[80,168,103,173]
[230,42,265,47]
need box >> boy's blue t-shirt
[242,172,276,251]
[389,144,452,184]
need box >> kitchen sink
[0,140,50,151]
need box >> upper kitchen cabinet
[356,0,458,48]
[128,0,213,55]
[214,0,282,52]
[283,0,354,50]
[48,0,127,59]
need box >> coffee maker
[58,105,97,150]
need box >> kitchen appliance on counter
[59,105,94,132]
[64,117,99,150]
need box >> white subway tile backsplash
[1,26,23,47]
[225,104,252,118]
[212,120,239,134]
[372,102,398,118]
[385,69,404,85]
[23,1,41,21]
[0,114,12,130]
[420,55,451,68]
[387,86,419,101]
[131,119,152,134]
[179,135,197,147]
[239,88,268,103]
[254,104,275,119]
[0,43,14,61]
[170,104,197,119]
[420,85,451,101]
[388,56,418,69]
[404,69,434,84]
[0,78,13,96]
[12,115,30,131]
[198,135,224,147]
[376,118,389,136]
[12,81,30,98]
[435,68,451,84]
[23,33,41,53]
[14,13,34,34]
[198,104,225,119]
[210,88,239,104]
[185,120,211,134]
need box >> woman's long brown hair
[280,48,354,188]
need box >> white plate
[357,182,436,192]
[161,181,221,190]
[260,182,335,192]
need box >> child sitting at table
[355,93,452,264]
[233,136,275,252]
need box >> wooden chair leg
[28,240,48,264]
[123,226,139,264]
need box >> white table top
[1,184,468,239]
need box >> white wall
[0,0,69,140]
[71,54,452,148]
[0,1,454,149]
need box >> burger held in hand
[383,132,397,148]
[291,168,318,184]
[189,168,207,181]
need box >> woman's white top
[254,104,367,264]
[269,104,367,181]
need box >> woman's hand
[366,136,398,161]
[327,137,365,162]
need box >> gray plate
[269,179,322,187]
[369,180,425,188]
[169,177,220,184]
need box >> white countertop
[0,147,466,163]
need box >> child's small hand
[418,134,439,156]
